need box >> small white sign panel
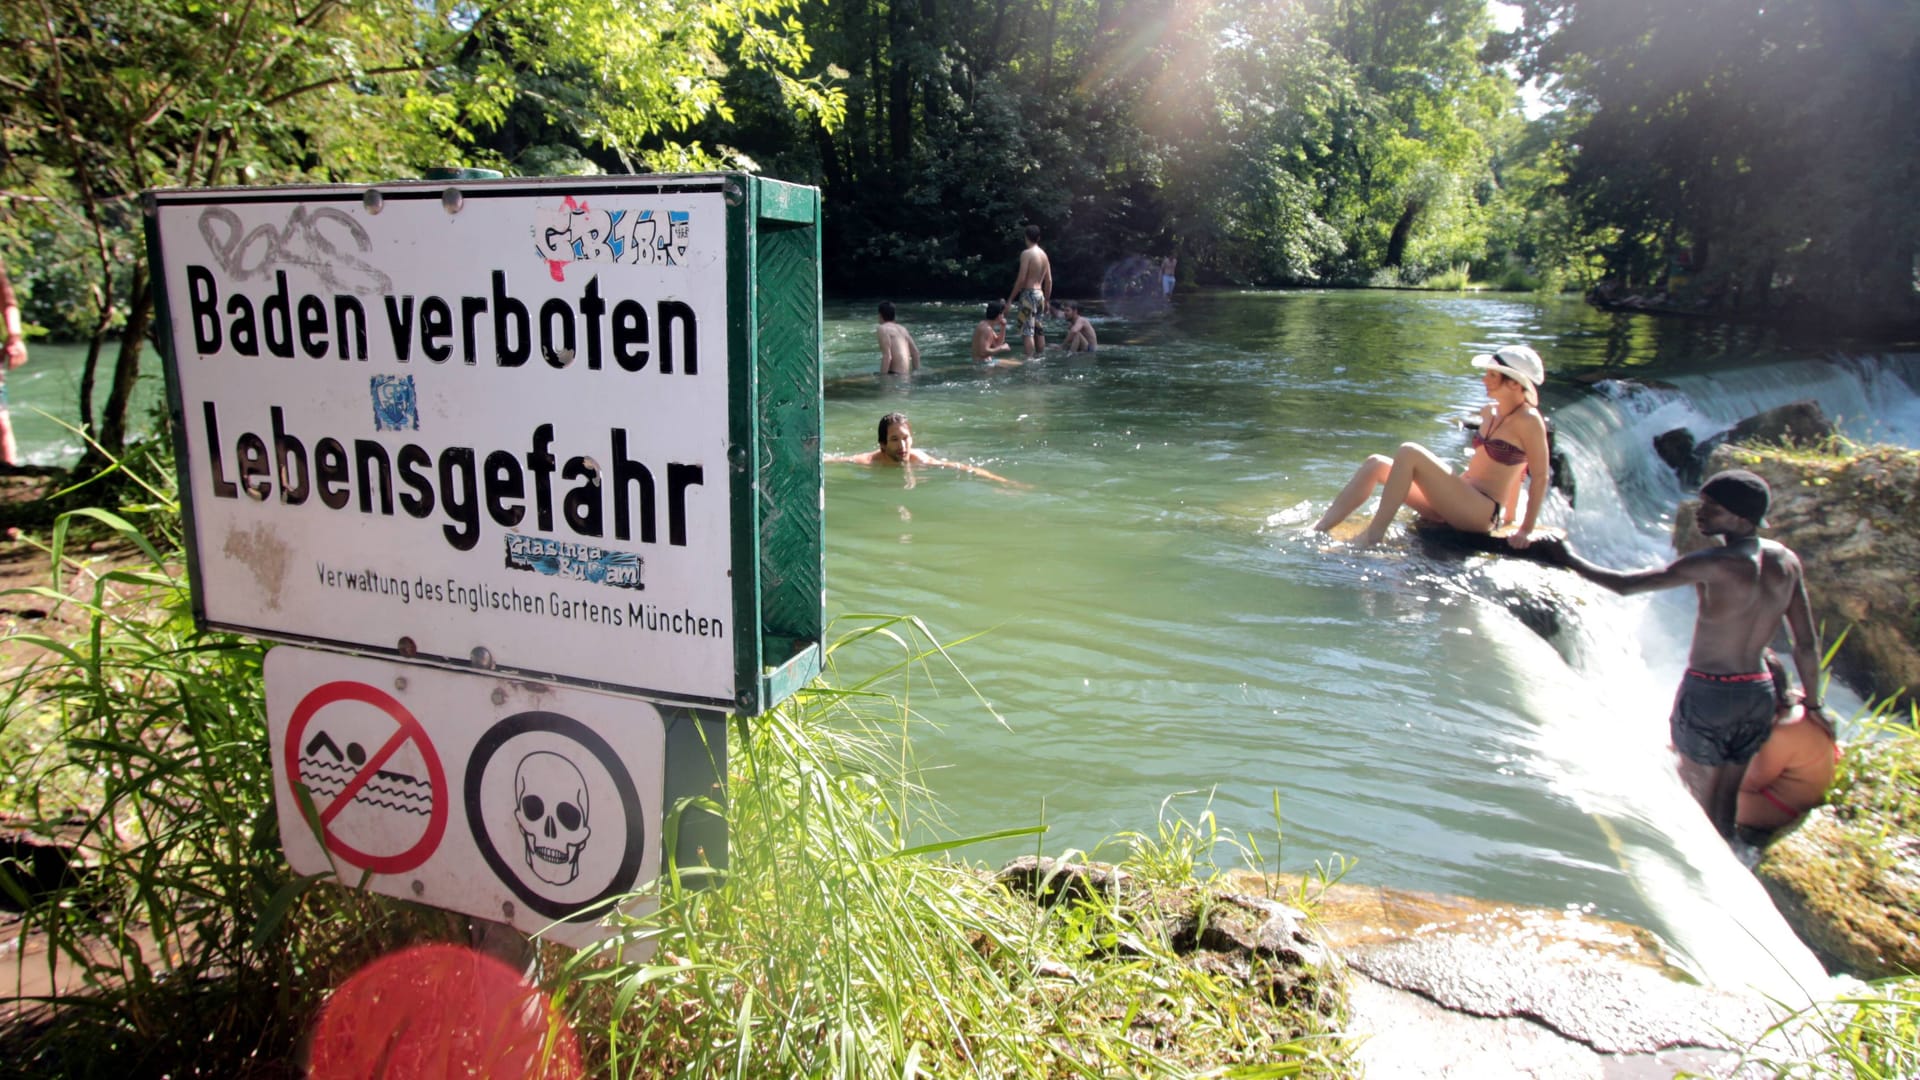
[266,646,666,947]
[152,179,735,704]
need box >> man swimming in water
[826,412,1021,486]
[1537,470,1831,840]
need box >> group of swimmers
[856,267,1841,853]
[875,225,1099,376]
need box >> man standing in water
[875,301,921,375]
[1540,470,1831,841]
[1006,225,1052,359]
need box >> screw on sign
[308,943,582,1079]
[285,681,449,875]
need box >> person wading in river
[1537,471,1833,841]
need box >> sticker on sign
[266,645,665,947]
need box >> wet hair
[878,411,909,446]
[878,301,896,322]
[1024,224,1041,243]
[985,299,1006,319]
[1066,301,1082,315]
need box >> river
[817,289,1918,1000]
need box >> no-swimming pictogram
[285,681,449,874]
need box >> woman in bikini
[1313,345,1551,548]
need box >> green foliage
[556,617,1352,1076]
[0,0,843,459]
[1510,0,1920,327]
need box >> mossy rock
[1755,735,1920,979]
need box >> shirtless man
[1062,302,1097,353]
[1005,225,1052,359]
[875,301,920,375]
[827,412,1021,486]
[1538,470,1830,840]
[971,300,1015,365]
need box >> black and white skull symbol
[513,752,591,885]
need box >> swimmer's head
[985,300,1006,320]
[1699,469,1770,528]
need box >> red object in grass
[307,943,582,1079]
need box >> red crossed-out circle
[285,681,449,875]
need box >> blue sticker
[504,534,645,591]
[370,375,419,431]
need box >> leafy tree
[1510,0,1920,326]
[0,0,842,470]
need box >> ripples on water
[822,292,1916,995]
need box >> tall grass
[0,458,462,1076]
[556,617,1351,1077]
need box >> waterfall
[1504,353,1918,999]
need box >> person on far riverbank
[1006,225,1052,359]
[1,255,29,466]
[1536,470,1834,842]
[827,411,1022,487]
[876,301,921,376]
[1313,344,1551,548]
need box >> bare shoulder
[1759,538,1805,572]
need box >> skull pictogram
[513,752,591,885]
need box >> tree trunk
[77,332,105,440]
[86,264,152,473]
[888,0,913,163]
[1384,198,1422,269]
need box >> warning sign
[266,646,667,946]
[465,712,645,923]
[284,681,448,874]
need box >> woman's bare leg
[1354,443,1495,546]
[1312,454,1393,532]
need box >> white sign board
[266,645,666,947]
[150,179,739,705]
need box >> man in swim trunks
[1006,224,1052,359]
[1538,470,1831,840]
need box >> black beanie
[1700,469,1771,526]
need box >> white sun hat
[1470,344,1544,404]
